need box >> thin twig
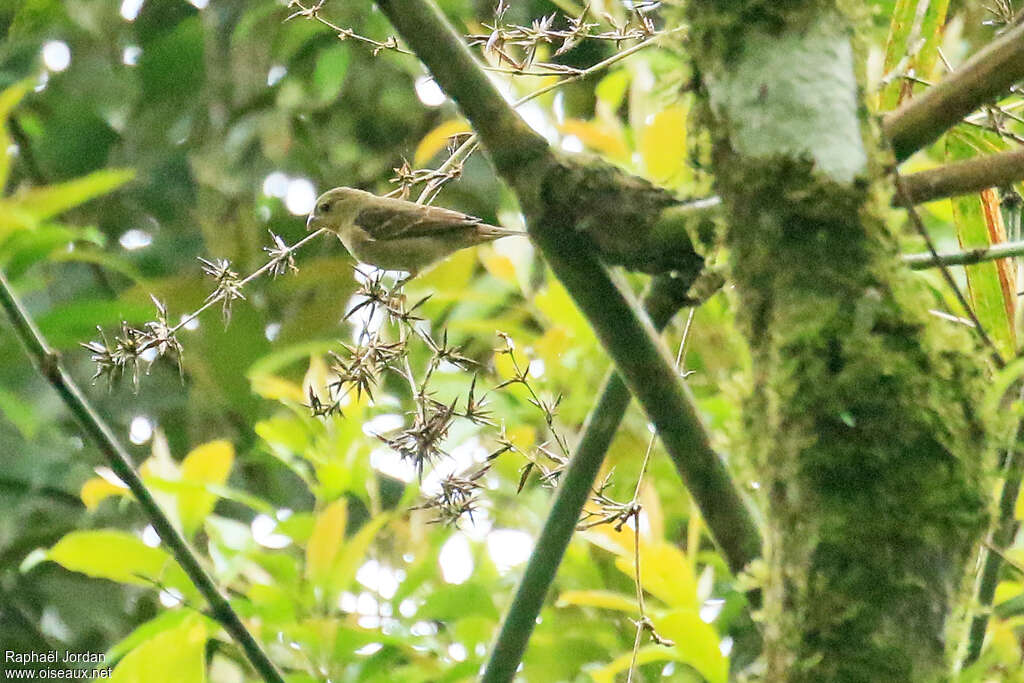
[0,269,285,683]
[625,307,694,683]
[171,228,328,333]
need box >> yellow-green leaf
[556,589,637,613]
[0,80,30,122]
[306,498,348,583]
[653,608,728,683]
[589,645,686,683]
[48,530,194,600]
[414,119,471,166]
[80,476,130,510]
[594,69,630,111]
[0,80,31,189]
[329,513,390,594]
[177,440,235,536]
[110,612,209,683]
[641,105,688,183]
[613,538,698,610]
[559,118,630,162]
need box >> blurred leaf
[641,105,688,183]
[47,247,145,283]
[327,512,390,597]
[313,44,351,105]
[110,612,209,683]
[556,589,637,613]
[0,223,105,278]
[0,386,41,439]
[559,118,630,162]
[80,476,129,511]
[139,17,205,104]
[248,339,341,379]
[595,69,630,111]
[653,609,728,683]
[105,609,194,662]
[589,608,725,683]
[0,80,31,189]
[0,168,135,234]
[35,298,153,349]
[420,582,498,621]
[612,538,698,611]
[584,523,699,610]
[251,373,305,402]
[48,530,196,601]
[414,119,472,166]
[410,246,476,298]
[177,440,235,536]
[589,645,684,683]
[307,498,348,585]
[9,0,65,40]
[32,107,121,180]
[534,279,595,347]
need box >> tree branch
[883,21,1024,161]
[0,269,285,683]
[372,0,761,575]
[481,275,696,683]
[899,148,1024,205]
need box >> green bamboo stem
[0,269,285,683]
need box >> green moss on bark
[686,3,990,680]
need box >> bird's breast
[341,228,446,273]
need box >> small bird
[306,187,525,276]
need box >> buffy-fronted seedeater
[306,187,525,276]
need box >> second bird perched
[306,187,526,276]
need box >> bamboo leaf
[946,133,1016,356]
[878,0,949,111]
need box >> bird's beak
[306,213,318,231]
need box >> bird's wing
[355,196,481,241]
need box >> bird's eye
[318,202,332,213]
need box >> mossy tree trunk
[686,3,990,680]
